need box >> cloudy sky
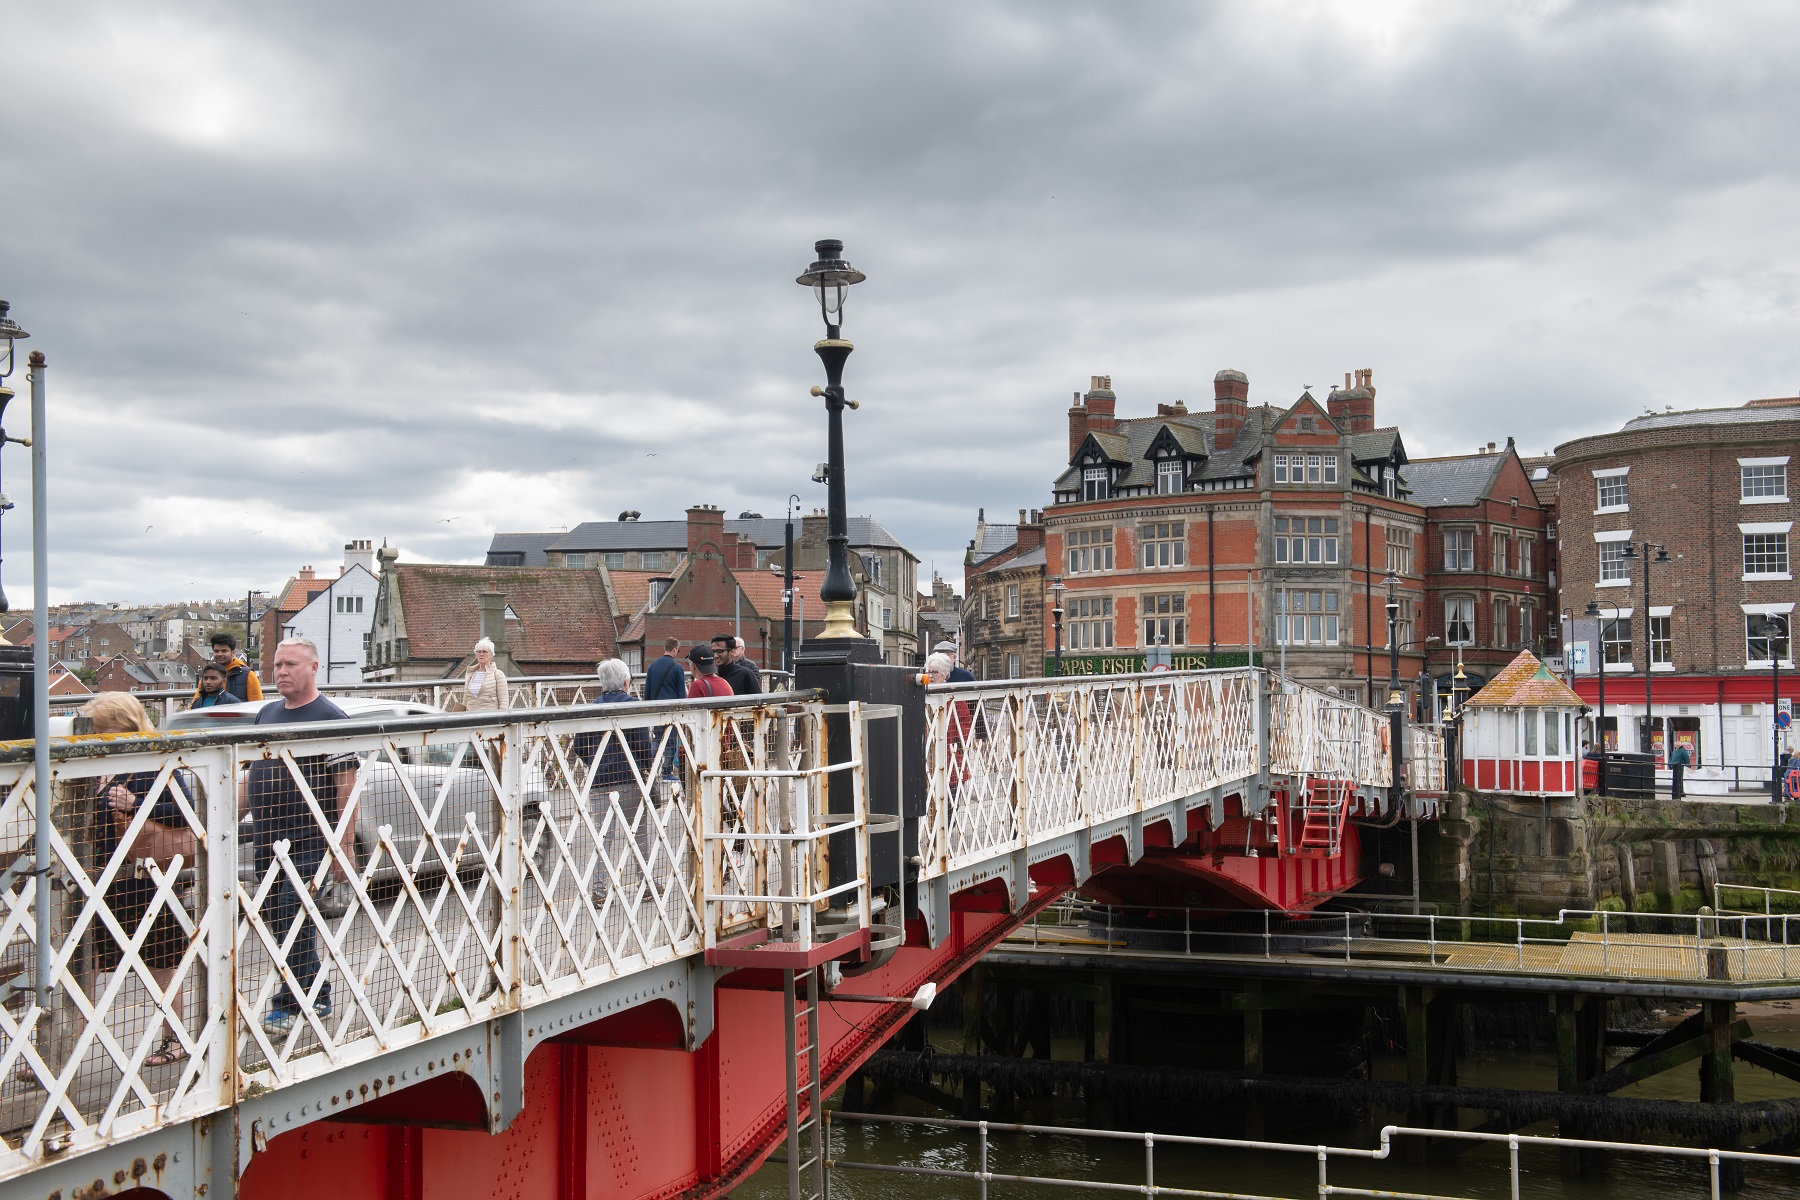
[5,0,1800,604]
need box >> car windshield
[162,707,267,732]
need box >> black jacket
[721,658,762,695]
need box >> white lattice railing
[49,671,798,723]
[1408,725,1448,795]
[920,668,1426,883]
[920,669,1267,881]
[0,692,826,1181]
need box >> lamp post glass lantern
[795,240,867,643]
[1049,575,1066,677]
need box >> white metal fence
[0,692,832,1180]
[919,669,1433,884]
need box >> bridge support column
[1703,997,1743,1191]
[1242,981,1264,1140]
[1401,986,1456,1163]
[1556,993,1606,1176]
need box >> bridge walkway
[0,666,1437,1198]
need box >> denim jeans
[259,856,331,1014]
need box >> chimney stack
[342,539,374,575]
[685,504,725,555]
[1212,369,1249,449]
[1016,508,1045,554]
[1327,367,1377,434]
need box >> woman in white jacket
[461,638,509,712]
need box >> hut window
[1524,711,1539,755]
[1544,712,1560,756]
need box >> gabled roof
[971,523,1019,566]
[1401,454,1508,508]
[605,566,681,619]
[1054,407,1271,494]
[1466,651,1584,709]
[273,575,332,614]
[389,565,617,665]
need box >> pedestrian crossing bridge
[0,666,1443,1199]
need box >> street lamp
[783,494,800,674]
[1585,600,1624,798]
[1383,570,1416,913]
[0,303,48,1014]
[1636,541,1670,754]
[0,302,27,617]
[1750,613,1791,800]
[1049,575,1066,677]
[795,239,868,645]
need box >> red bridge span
[0,665,1442,1200]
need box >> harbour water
[736,1001,1800,1197]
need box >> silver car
[163,698,533,882]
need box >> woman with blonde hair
[80,692,199,1068]
[461,637,508,712]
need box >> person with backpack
[686,645,733,699]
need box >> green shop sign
[1050,651,1263,676]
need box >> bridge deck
[0,666,1435,1197]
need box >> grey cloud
[4,0,1800,602]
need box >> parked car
[163,699,536,884]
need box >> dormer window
[1083,466,1110,501]
[1156,459,1183,494]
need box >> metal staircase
[780,967,826,1200]
[1296,776,1351,856]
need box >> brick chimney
[686,504,725,555]
[1083,375,1117,435]
[1067,390,1088,459]
[1212,369,1249,448]
[1327,368,1377,434]
[1016,508,1045,554]
[1156,401,1189,417]
[730,532,757,570]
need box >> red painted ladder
[1297,776,1352,856]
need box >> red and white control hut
[1459,650,1585,796]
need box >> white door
[1722,715,1763,767]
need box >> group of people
[644,634,764,701]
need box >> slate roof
[973,524,1019,562]
[1620,402,1800,432]
[1400,454,1507,508]
[543,516,905,554]
[1052,407,1272,493]
[730,569,828,622]
[1002,548,1046,570]
[485,532,559,568]
[1466,651,1584,709]
[390,566,616,665]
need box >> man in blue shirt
[236,636,359,1035]
[644,637,686,701]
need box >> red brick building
[1403,442,1553,717]
[979,370,1432,705]
[1553,397,1800,789]
[626,506,833,670]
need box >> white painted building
[281,541,381,684]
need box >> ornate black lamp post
[1585,599,1624,798]
[1635,541,1669,753]
[1049,575,1066,676]
[1750,613,1791,800]
[795,240,868,645]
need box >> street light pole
[1754,613,1790,800]
[1384,571,1415,914]
[1049,575,1065,677]
[1586,600,1623,798]
[795,240,868,645]
[783,494,799,674]
[1639,541,1669,755]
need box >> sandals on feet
[144,1036,188,1068]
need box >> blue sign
[1779,710,1792,731]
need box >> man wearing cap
[686,645,734,699]
[936,640,976,683]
